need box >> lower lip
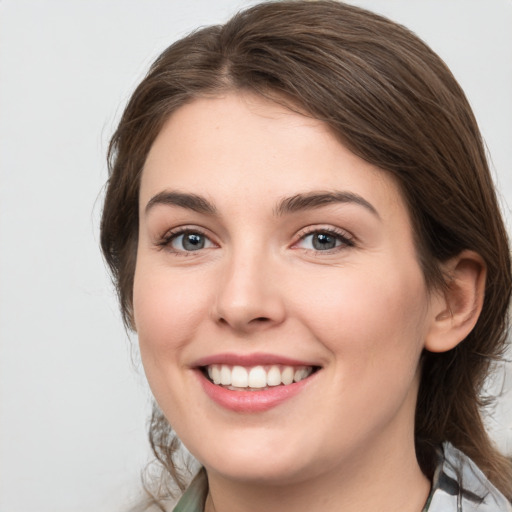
[196,370,315,413]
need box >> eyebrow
[145,191,217,215]
[275,191,379,218]
[145,189,379,218]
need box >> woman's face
[134,92,437,485]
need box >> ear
[424,250,486,353]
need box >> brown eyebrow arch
[275,191,379,217]
[145,191,217,215]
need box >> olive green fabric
[172,469,208,512]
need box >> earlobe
[424,250,486,353]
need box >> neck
[204,435,430,512]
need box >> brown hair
[101,0,512,502]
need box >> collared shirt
[424,443,512,511]
[172,443,512,512]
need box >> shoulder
[426,442,512,512]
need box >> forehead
[140,92,405,221]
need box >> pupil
[313,233,335,250]
[183,233,204,251]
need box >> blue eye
[298,230,352,251]
[170,231,213,252]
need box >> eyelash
[294,226,355,253]
[156,226,355,255]
[157,227,215,256]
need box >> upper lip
[192,352,320,368]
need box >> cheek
[296,265,430,370]
[297,267,429,433]
[132,263,215,422]
[133,263,212,361]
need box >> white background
[1,1,511,511]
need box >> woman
[100,1,512,510]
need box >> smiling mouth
[201,364,319,391]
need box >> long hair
[101,0,512,502]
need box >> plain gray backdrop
[1,1,511,511]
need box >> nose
[213,248,286,334]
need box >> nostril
[253,317,270,323]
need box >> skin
[133,92,484,512]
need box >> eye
[296,229,354,252]
[168,230,215,252]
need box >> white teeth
[294,368,309,382]
[205,364,314,389]
[220,365,231,385]
[210,365,221,384]
[231,366,248,387]
[267,365,282,386]
[281,366,294,385]
[248,366,267,388]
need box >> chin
[203,455,316,486]
[185,427,329,486]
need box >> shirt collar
[172,444,512,512]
